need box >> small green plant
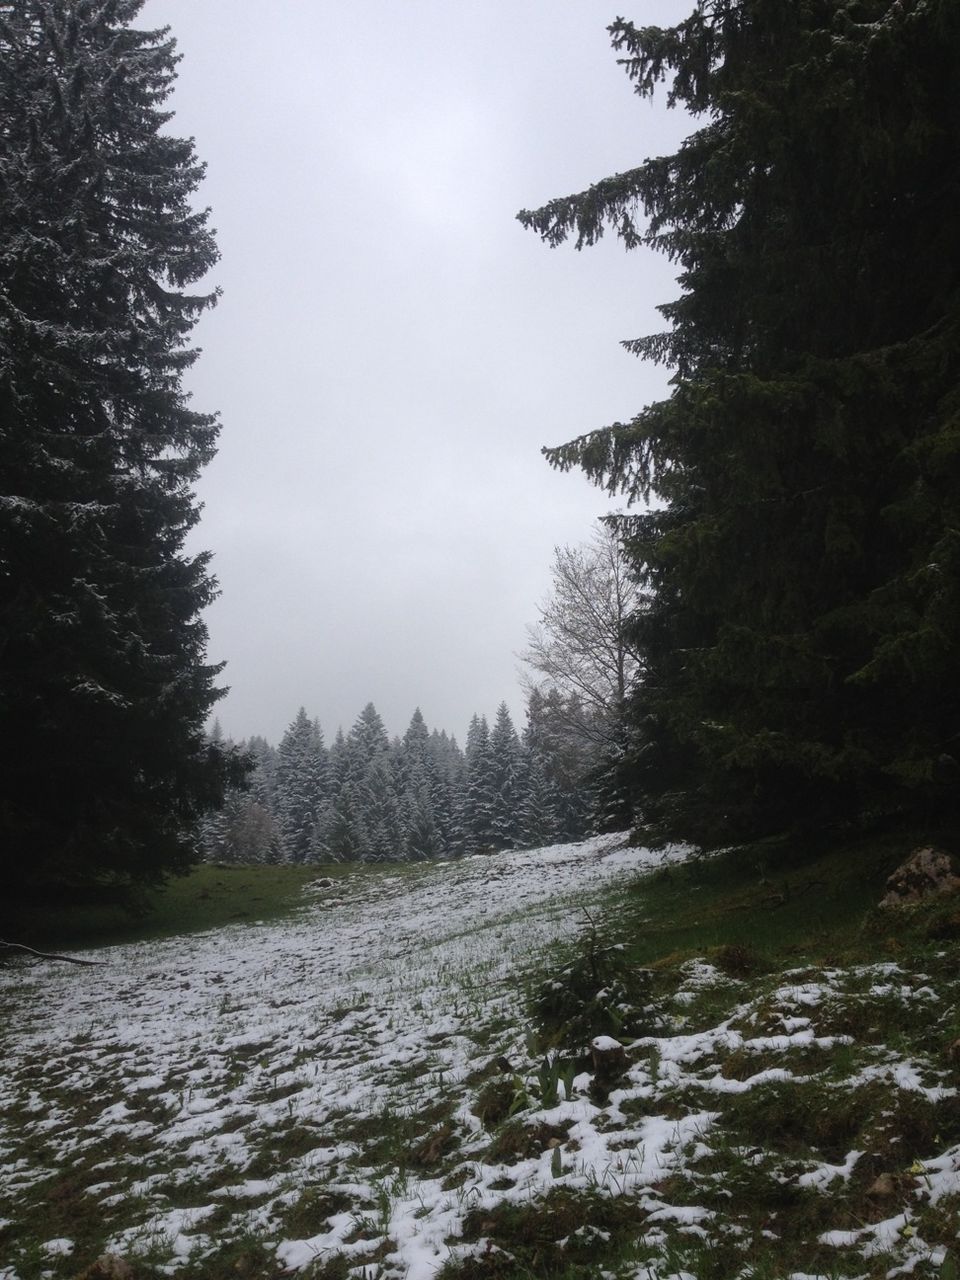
[535,1053,577,1108]
[534,913,655,1048]
[472,1075,529,1129]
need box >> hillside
[1,836,959,1280]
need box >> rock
[312,876,334,889]
[879,847,960,909]
[590,1035,628,1081]
[75,1255,137,1280]
[866,1172,898,1199]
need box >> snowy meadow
[2,836,960,1280]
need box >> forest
[204,695,594,866]
[3,4,960,1280]
[2,0,959,903]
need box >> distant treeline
[203,689,616,864]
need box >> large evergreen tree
[520,1,960,849]
[275,708,327,862]
[0,1,243,902]
[489,702,524,849]
[524,688,593,842]
[462,714,497,853]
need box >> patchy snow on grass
[0,834,684,1276]
[2,834,959,1280]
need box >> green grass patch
[9,862,343,950]
[613,832,929,974]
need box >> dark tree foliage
[520,1,960,848]
[0,1,244,901]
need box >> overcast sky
[141,0,691,747]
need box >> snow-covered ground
[2,834,959,1280]
[0,834,686,1277]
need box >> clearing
[1,834,959,1280]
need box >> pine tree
[245,736,278,812]
[0,1,244,903]
[403,765,442,860]
[405,709,429,746]
[520,1,960,849]
[489,702,524,849]
[362,756,404,862]
[328,728,349,787]
[519,751,560,850]
[215,736,281,864]
[320,784,368,862]
[275,708,327,862]
[463,714,497,853]
[427,729,464,853]
[346,703,390,779]
[331,702,393,859]
[524,688,592,841]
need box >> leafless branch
[0,939,103,967]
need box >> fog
[142,0,691,744]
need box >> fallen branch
[0,939,103,966]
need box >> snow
[798,1148,863,1190]
[591,1035,623,1052]
[0,833,685,1277]
[2,832,957,1280]
[41,1239,73,1256]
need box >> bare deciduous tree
[521,523,644,746]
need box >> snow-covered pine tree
[345,703,391,781]
[326,702,393,860]
[489,702,525,850]
[361,756,405,862]
[328,727,349,787]
[403,764,443,861]
[198,721,230,860]
[426,729,464,854]
[518,751,560,850]
[245,736,278,812]
[462,714,497,854]
[0,1,245,903]
[406,709,430,746]
[275,708,327,862]
[320,784,368,862]
[524,688,592,841]
[216,736,282,864]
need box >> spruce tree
[520,1,960,849]
[346,703,390,777]
[463,714,497,853]
[489,702,524,849]
[275,708,326,862]
[320,784,368,863]
[362,757,404,862]
[426,729,464,853]
[524,688,592,841]
[0,1,243,901]
[519,752,560,850]
[403,765,442,860]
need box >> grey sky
[142,0,690,746]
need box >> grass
[611,832,910,971]
[5,861,358,950]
